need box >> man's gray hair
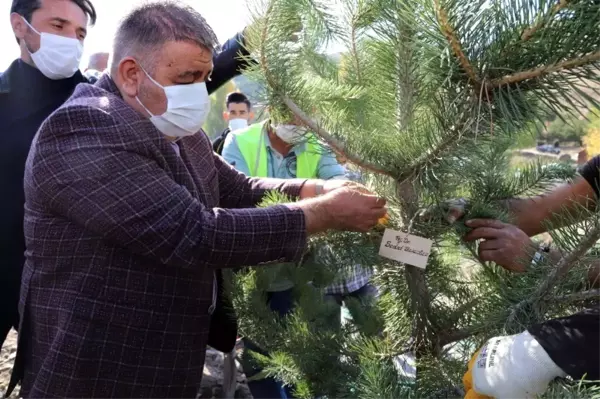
[111,1,220,74]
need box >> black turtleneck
[0,59,88,286]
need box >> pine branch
[282,97,394,176]
[438,323,485,347]
[490,50,600,88]
[530,224,600,301]
[434,0,480,87]
[555,289,600,303]
[438,296,481,331]
[256,1,393,177]
[397,112,471,183]
[521,0,572,42]
[439,236,600,347]
[350,21,363,85]
[259,0,276,88]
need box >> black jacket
[212,127,231,155]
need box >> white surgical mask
[274,124,308,144]
[22,17,83,80]
[228,118,248,131]
[136,67,211,138]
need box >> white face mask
[136,67,211,138]
[228,118,248,131]
[22,17,83,80]
[274,124,308,144]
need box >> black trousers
[528,306,599,381]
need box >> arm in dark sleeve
[207,32,256,94]
[32,106,307,270]
[528,307,599,380]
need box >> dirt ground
[0,330,252,398]
[0,331,16,397]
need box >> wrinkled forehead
[154,40,213,75]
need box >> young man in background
[213,91,254,154]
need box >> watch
[530,243,551,268]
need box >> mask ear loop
[135,63,164,118]
[20,16,41,55]
[135,96,155,118]
[21,16,41,36]
[138,64,165,90]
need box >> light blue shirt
[221,124,346,291]
[221,125,346,180]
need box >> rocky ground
[0,330,252,398]
[0,331,16,397]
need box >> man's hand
[463,332,566,399]
[300,179,368,199]
[299,187,387,233]
[464,219,536,273]
[322,179,366,194]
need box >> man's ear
[223,111,230,121]
[10,13,27,42]
[249,111,255,121]
[117,57,142,98]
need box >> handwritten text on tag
[379,229,433,269]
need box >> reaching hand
[463,332,565,399]
[464,219,536,273]
[321,179,368,195]
[305,187,386,233]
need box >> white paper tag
[379,229,433,269]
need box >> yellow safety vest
[233,121,322,178]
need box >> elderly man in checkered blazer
[14,2,387,398]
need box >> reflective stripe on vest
[234,121,322,178]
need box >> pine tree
[227,0,600,397]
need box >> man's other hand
[300,187,387,233]
[323,187,387,232]
[464,219,536,273]
[322,179,368,195]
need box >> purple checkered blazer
[18,75,307,398]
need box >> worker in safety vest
[222,117,342,179]
[221,114,346,398]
